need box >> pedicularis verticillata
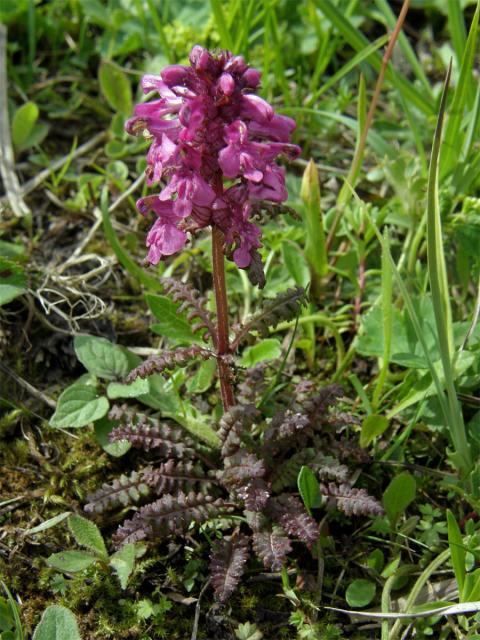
[126,45,300,409]
[85,46,382,602]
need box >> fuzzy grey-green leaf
[47,550,97,573]
[32,605,81,640]
[69,515,108,559]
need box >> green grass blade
[447,509,466,595]
[427,62,472,474]
[337,72,367,206]
[146,0,174,63]
[99,188,163,292]
[440,1,480,178]
[210,0,234,50]
[374,0,432,96]
[313,0,434,115]
[309,34,388,103]
[372,230,393,409]
[1,581,24,640]
[447,0,468,69]
[281,107,393,158]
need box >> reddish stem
[212,226,235,411]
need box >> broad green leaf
[383,472,416,526]
[186,359,216,394]
[345,579,376,608]
[69,515,108,559]
[146,294,199,343]
[74,334,131,380]
[12,101,39,151]
[360,415,389,448]
[99,61,132,115]
[136,373,182,414]
[47,550,97,573]
[32,605,81,640]
[93,416,131,457]
[107,377,149,399]
[240,339,281,367]
[0,240,27,261]
[297,466,322,511]
[109,543,136,589]
[0,259,27,306]
[50,384,109,428]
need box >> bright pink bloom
[126,46,300,269]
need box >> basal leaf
[47,550,97,573]
[69,515,108,559]
[74,334,131,380]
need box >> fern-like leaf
[321,483,383,517]
[210,532,249,602]
[252,529,292,571]
[113,492,227,547]
[231,287,307,348]
[163,277,217,343]
[268,495,319,545]
[84,470,152,514]
[143,460,211,496]
[264,410,311,442]
[217,404,259,457]
[126,345,213,383]
[220,451,266,487]
[237,478,271,511]
[109,413,195,457]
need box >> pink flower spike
[126,45,300,274]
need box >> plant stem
[211,226,235,411]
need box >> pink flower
[126,46,300,271]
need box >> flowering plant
[126,45,300,411]
[82,46,383,605]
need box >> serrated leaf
[240,339,281,367]
[69,515,108,559]
[109,543,136,589]
[146,294,199,344]
[74,334,131,380]
[47,550,97,573]
[99,61,132,115]
[360,414,389,448]
[383,472,416,526]
[297,466,322,511]
[32,605,81,640]
[50,384,109,428]
[12,101,39,151]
